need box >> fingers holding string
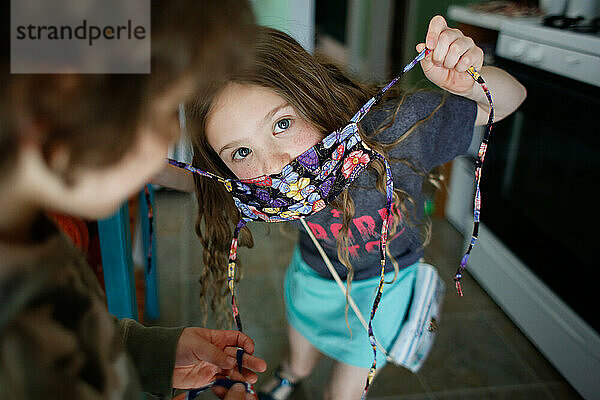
[443,36,475,70]
[456,45,484,72]
[211,329,257,355]
[223,346,267,383]
[416,42,434,73]
[417,34,483,74]
[431,27,463,67]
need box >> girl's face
[205,83,322,180]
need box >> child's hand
[416,15,484,96]
[172,327,267,389]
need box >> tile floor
[152,190,582,400]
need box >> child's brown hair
[1,0,255,177]
[186,26,445,327]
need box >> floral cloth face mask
[167,47,494,399]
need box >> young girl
[0,1,265,399]
[181,16,525,400]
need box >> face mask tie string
[167,159,234,192]
[344,53,424,399]
[362,154,394,397]
[453,67,494,297]
[351,48,431,125]
[229,218,247,332]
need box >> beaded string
[355,48,428,400]
[167,159,234,192]
[229,219,249,373]
[166,157,245,329]
[161,164,252,376]
[350,48,431,125]
[360,155,394,398]
[143,184,154,273]
[228,219,247,332]
[453,67,494,297]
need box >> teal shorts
[284,246,417,368]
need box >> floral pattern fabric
[170,126,385,225]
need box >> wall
[251,0,315,53]
[402,0,475,88]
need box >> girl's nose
[262,150,292,176]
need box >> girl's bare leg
[324,361,374,400]
[282,325,322,380]
[260,325,321,399]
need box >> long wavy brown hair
[186,27,445,328]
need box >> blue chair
[97,186,159,321]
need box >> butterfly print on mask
[297,147,320,172]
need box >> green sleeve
[118,318,185,399]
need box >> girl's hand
[416,15,484,96]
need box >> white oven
[446,7,600,400]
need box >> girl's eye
[274,118,292,134]
[232,147,252,160]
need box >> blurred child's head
[0,0,254,220]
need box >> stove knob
[526,46,544,64]
[508,41,525,59]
